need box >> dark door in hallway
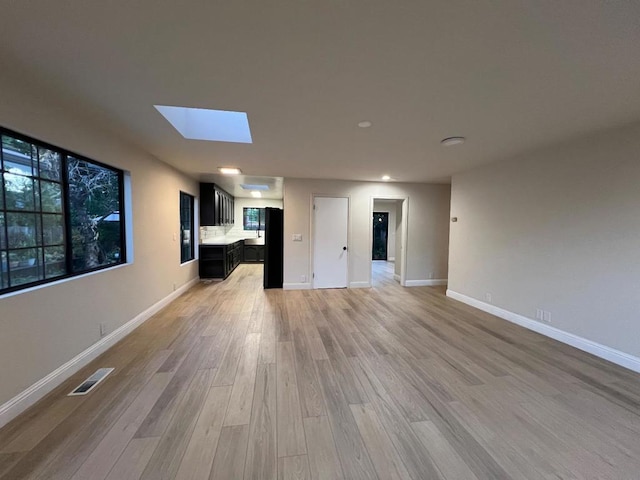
[372,212,389,260]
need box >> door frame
[310,194,350,289]
[369,196,408,286]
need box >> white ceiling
[2,1,640,185]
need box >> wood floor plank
[291,323,325,418]
[412,420,479,480]
[244,364,277,480]
[303,416,344,480]
[140,369,214,480]
[174,385,230,480]
[278,455,311,480]
[277,342,307,457]
[104,437,160,480]
[209,425,249,480]
[71,372,173,480]
[224,332,261,426]
[213,314,251,385]
[315,359,378,480]
[259,312,277,364]
[350,403,412,480]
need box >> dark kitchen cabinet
[243,244,265,263]
[199,240,243,279]
[200,183,235,226]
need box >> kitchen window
[0,127,126,294]
[243,207,265,231]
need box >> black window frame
[180,191,195,264]
[0,126,126,295]
[243,207,265,231]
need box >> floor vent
[68,368,114,396]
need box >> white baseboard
[394,274,401,282]
[0,278,199,429]
[446,289,640,374]
[349,281,371,289]
[283,282,312,290]
[405,279,448,287]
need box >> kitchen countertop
[200,237,265,246]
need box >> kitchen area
[198,178,283,288]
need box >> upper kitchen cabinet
[200,183,235,226]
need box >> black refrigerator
[263,207,283,289]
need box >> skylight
[154,105,253,143]
[240,184,270,190]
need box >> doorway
[313,196,349,288]
[372,212,389,260]
[370,197,407,287]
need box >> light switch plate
[292,233,302,241]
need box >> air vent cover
[68,368,114,396]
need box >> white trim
[388,256,395,262]
[283,282,312,290]
[405,279,448,287]
[349,281,371,289]
[0,277,199,429]
[446,289,640,374]
[394,274,401,282]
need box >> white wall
[0,72,199,407]
[373,200,398,261]
[283,178,450,288]
[448,121,640,358]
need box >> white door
[313,196,348,288]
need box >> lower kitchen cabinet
[243,244,265,263]
[199,240,243,279]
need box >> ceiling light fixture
[382,175,391,181]
[440,136,466,146]
[240,184,270,190]
[218,167,241,175]
[358,121,373,128]
[251,191,262,198]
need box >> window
[243,207,265,230]
[0,127,125,294]
[180,192,194,263]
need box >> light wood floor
[1,264,640,479]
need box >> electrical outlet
[485,293,492,303]
[543,311,552,323]
[301,275,306,282]
[536,309,543,321]
[99,322,107,337]
[429,272,434,279]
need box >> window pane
[8,247,43,286]
[0,213,5,250]
[4,173,36,210]
[44,245,66,278]
[40,180,62,212]
[0,251,7,290]
[180,192,194,263]
[6,213,40,248]
[38,148,62,181]
[42,214,64,246]
[2,135,36,176]
[68,157,122,271]
[0,175,4,210]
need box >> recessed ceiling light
[240,184,270,190]
[219,167,241,175]
[154,105,253,143]
[440,136,465,146]
[358,121,373,128]
[381,175,391,181]
[251,191,262,198]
